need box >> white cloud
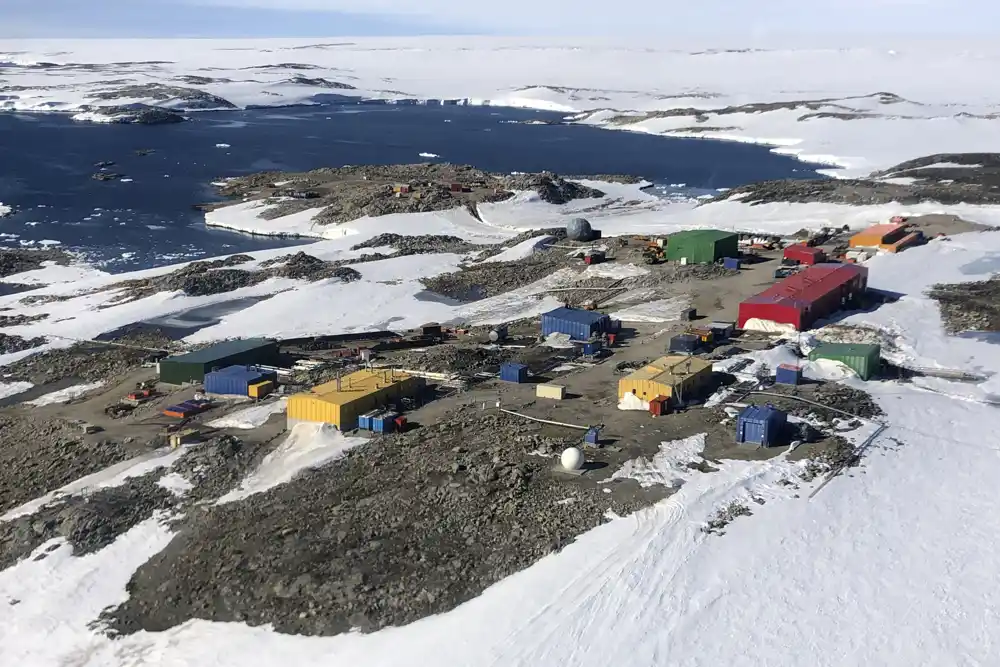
[181,0,997,35]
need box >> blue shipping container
[669,334,700,353]
[204,365,276,396]
[541,307,612,341]
[584,427,601,446]
[500,362,529,383]
[723,257,741,270]
[372,412,398,434]
[581,340,603,355]
[736,405,787,447]
[775,364,802,385]
[358,410,378,431]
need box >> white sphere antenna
[561,447,584,471]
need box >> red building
[783,244,826,265]
[738,263,868,331]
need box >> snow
[0,202,11,217]
[70,111,124,124]
[609,296,690,323]
[605,434,707,488]
[206,398,286,429]
[418,152,440,158]
[216,423,366,503]
[157,472,194,496]
[23,381,105,406]
[0,381,33,399]
[2,447,185,520]
[479,235,553,263]
[216,143,231,148]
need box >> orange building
[849,223,922,252]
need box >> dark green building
[665,230,740,264]
[158,338,279,385]
[808,342,881,381]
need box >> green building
[665,230,740,264]
[158,338,280,385]
[808,342,881,381]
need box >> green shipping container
[808,342,881,381]
[158,338,279,385]
[664,230,740,264]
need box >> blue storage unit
[500,362,529,383]
[358,410,378,431]
[584,427,601,446]
[723,257,741,270]
[775,364,802,385]
[736,405,787,447]
[203,365,277,396]
[668,334,700,354]
[708,321,735,340]
[581,340,604,355]
[371,412,398,434]
[541,307,613,341]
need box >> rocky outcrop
[77,104,186,125]
[89,83,236,110]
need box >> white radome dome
[561,447,584,471]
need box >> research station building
[158,338,280,385]
[618,355,714,406]
[664,230,739,264]
[738,263,867,331]
[287,368,424,431]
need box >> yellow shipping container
[618,355,713,404]
[536,383,566,400]
[248,380,274,399]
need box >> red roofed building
[738,263,868,331]
[783,244,827,265]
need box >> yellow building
[288,369,424,430]
[618,355,714,405]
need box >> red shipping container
[738,263,867,331]
[649,395,670,416]
[783,244,826,265]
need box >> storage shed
[618,355,714,406]
[159,338,279,385]
[668,333,700,354]
[541,307,613,341]
[783,244,827,265]
[499,362,529,383]
[287,369,423,430]
[849,223,907,249]
[203,365,277,397]
[736,405,787,447]
[775,363,802,385]
[665,230,739,264]
[808,342,881,380]
[738,263,868,331]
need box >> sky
[1,0,996,38]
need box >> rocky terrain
[0,247,72,279]
[109,251,361,302]
[210,164,608,228]
[928,277,1000,333]
[0,416,131,515]
[710,153,1000,207]
[74,104,186,125]
[0,332,48,355]
[101,409,667,637]
[88,83,236,110]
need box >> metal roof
[670,229,738,243]
[542,307,610,325]
[743,263,866,309]
[162,338,275,365]
[311,368,417,405]
[625,354,713,385]
[740,405,784,422]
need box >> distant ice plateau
[3,38,1000,178]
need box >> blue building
[736,405,787,447]
[203,365,278,396]
[541,307,615,341]
[499,362,529,383]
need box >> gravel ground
[0,332,48,354]
[420,252,575,301]
[0,313,48,328]
[101,409,666,637]
[928,277,1000,333]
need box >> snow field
[206,398,287,429]
[24,381,105,406]
[216,422,366,503]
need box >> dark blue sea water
[0,103,824,272]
